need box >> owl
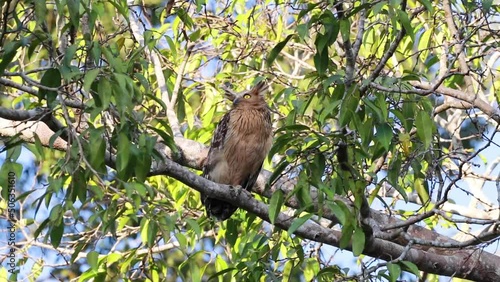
[201,81,273,220]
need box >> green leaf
[269,190,284,225]
[140,217,151,245]
[102,46,124,73]
[402,100,416,131]
[315,32,330,54]
[87,251,99,271]
[185,218,201,237]
[267,34,294,67]
[177,8,194,29]
[0,161,22,200]
[397,10,414,41]
[39,68,61,107]
[88,128,106,174]
[339,19,350,42]
[317,266,341,277]
[298,3,321,21]
[386,262,401,282]
[135,135,155,182]
[283,260,294,281]
[376,123,393,151]
[267,160,289,186]
[83,68,100,93]
[296,175,314,208]
[68,0,81,29]
[352,227,365,256]
[418,28,432,55]
[33,218,50,239]
[0,41,21,75]
[287,213,313,235]
[329,202,346,225]
[189,29,201,41]
[387,156,401,187]
[116,133,131,178]
[148,124,178,156]
[125,182,147,198]
[415,111,433,149]
[6,143,22,162]
[49,204,63,222]
[95,78,111,110]
[208,268,237,281]
[400,261,421,277]
[297,23,309,40]
[415,177,429,204]
[225,219,238,247]
[50,222,64,248]
[90,41,102,65]
[106,253,122,265]
[275,124,310,133]
[339,224,354,249]
[313,42,329,76]
[417,0,434,13]
[78,269,101,281]
[482,0,493,12]
[71,168,87,202]
[63,44,78,68]
[34,0,48,25]
[48,128,66,149]
[364,99,384,122]
[339,88,360,127]
[70,243,86,263]
[16,189,37,202]
[165,35,178,58]
[268,133,293,160]
[33,134,45,159]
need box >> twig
[127,3,183,137]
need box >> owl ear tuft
[251,81,269,95]
[220,84,237,101]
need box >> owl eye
[243,94,251,99]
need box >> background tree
[0,0,499,281]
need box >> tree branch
[359,5,426,94]
[127,2,183,137]
[0,117,67,150]
[155,156,500,281]
[370,81,500,124]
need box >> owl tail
[202,197,238,221]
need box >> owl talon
[229,185,243,197]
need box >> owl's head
[223,81,269,108]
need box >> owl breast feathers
[201,81,273,220]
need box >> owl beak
[233,95,243,105]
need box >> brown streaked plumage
[201,81,273,220]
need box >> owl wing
[202,112,240,220]
[202,112,230,178]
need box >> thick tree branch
[0,117,67,150]
[155,156,500,281]
[151,137,487,254]
[0,107,50,121]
